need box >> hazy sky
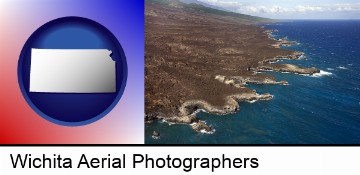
[198,0,360,19]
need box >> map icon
[18,17,127,126]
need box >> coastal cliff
[145,0,318,132]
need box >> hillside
[145,0,308,129]
[146,0,274,24]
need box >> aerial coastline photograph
[145,0,360,144]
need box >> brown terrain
[145,0,319,132]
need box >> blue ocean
[145,20,360,144]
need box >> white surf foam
[298,54,305,59]
[152,135,160,139]
[312,70,333,77]
[248,99,257,103]
[193,109,206,115]
[268,60,279,63]
[161,119,175,125]
[200,129,215,134]
[337,66,347,69]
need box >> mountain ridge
[145,0,275,24]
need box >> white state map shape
[29,49,116,93]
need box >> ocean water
[145,20,360,144]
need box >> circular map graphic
[18,16,127,126]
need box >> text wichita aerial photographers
[10,153,259,172]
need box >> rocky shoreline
[152,92,273,133]
[145,44,317,133]
[145,0,320,134]
[258,31,320,75]
[258,63,320,75]
[215,75,288,87]
[145,47,320,133]
[147,49,316,132]
[264,29,299,48]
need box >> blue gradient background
[0,0,144,143]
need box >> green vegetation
[145,0,174,5]
[184,3,272,23]
[146,0,275,23]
